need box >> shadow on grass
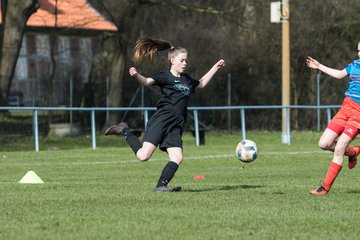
[182,184,264,192]
[347,189,360,194]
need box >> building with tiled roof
[1,0,117,107]
[0,0,117,31]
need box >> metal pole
[281,0,290,144]
[240,109,246,140]
[286,107,291,145]
[227,73,231,131]
[144,109,148,129]
[33,110,39,152]
[316,72,321,131]
[70,77,73,133]
[91,110,96,150]
[193,110,200,146]
[106,77,109,125]
[327,108,331,124]
[141,86,145,128]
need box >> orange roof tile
[0,0,117,31]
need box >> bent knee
[319,142,329,150]
[136,151,152,162]
[319,139,332,150]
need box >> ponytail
[133,37,173,64]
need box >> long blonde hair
[133,36,187,64]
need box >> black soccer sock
[123,128,142,155]
[156,161,179,188]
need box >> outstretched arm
[306,56,347,79]
[129,67,156,86]
[197,59,225,88]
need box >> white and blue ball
[236,139,258,163]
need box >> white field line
[3,150,329,166]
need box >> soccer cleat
[348,146,360,169]
[104,122,128,136]
[310,185,328,195]
[154,185,182,192]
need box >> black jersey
[152,69,200,118]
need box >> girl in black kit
[105,37,225,192]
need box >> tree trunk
[0,0,39,107]
[87,0,153,129]
[107,35,125,126]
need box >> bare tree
[0,0,39,109]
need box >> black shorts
[143,108,184,152]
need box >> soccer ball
[236,139,258,163]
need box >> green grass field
[1,131,360,240]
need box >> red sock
[323,162,342,191]
[345,146,355,157]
